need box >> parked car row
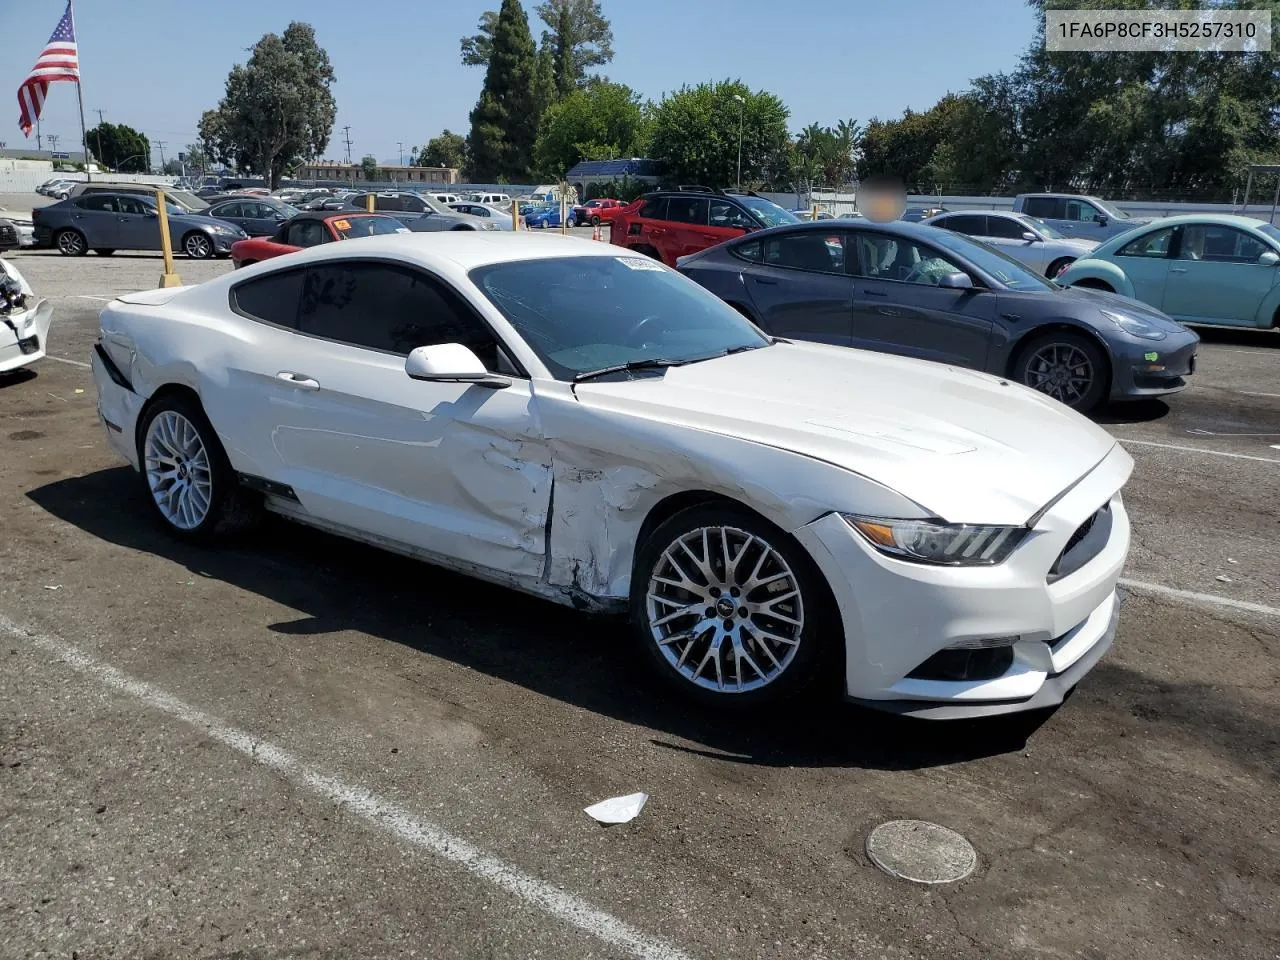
[91,231,1134,720]
[32,192,248,259]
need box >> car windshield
[165,189,209,211]
[261,198,298,216]
[329,215,406,239]
[470,255,771,380]
[1018,215,1065,239]
[1256,223,1280,246]
[927,229,1057,292]
[737,195,800,227]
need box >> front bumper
[0,299,52,373]
[794,444,1132,719]
[1109,331,1199,400]
[90,343,144,468]
[211,233,241,254]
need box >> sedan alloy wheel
[184,232,214,259]
[1016,332,1107,412]
[640,512,819,701]
[144,410,213,530]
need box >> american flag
[17,2,80,138]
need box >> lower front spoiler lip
[847,589,1122,720]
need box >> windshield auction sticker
[617,257,665,271]
[1046,9,1270,52]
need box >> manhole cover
[866,820,976,884]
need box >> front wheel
[183,232,214,259]
[1014,331,1109,413]
[1045,257,1074,279]
[591,215,602,226]
[631,504,834,709]
[137,394,259,543]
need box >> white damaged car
[91,233,1132,718]
[0,258,53,374]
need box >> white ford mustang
[91,233,1132,718]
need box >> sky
[2,0,1037,169]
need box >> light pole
[733,94,745,191]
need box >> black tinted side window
[939,214,985,235]
[733,239,762,262]
[231,269,305,328]
[1022,197,1062,218]
[77,195,116,212]
[984,216,1028,240]
[638,197,667,219]
[297,263,499,364]
[666,198,709,226]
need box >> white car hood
[573,341,1118,525]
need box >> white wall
[0,164,174,194]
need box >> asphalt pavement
[1,249,1277,960]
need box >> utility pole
[93,108,106,169]
[47,134,59,153]
[398,141,403,167]
[156,140,166,173]
[36,116,42,151]
[342,126,353,165]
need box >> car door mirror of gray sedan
[1258,250,1280,266]
[1022,231,1038,242]
[937,271,975,290]
[405,343,510,389]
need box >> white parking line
[43,355,90,368]
[71,295,113,302]
[1241,391,1280,399]
[0,614,693,960]
[1120,579,1280,619]
[1118,438,1280,465]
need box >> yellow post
[366,193,375,212]
[155,189,182,288]
[512,199,521,231]
[811,203,820,222]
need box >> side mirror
[405,343,510,389]
[1094,213,1109,226]
[937,271,974,290]
[1259,250,1280,266]
[1021,231,1038,242]
[145,208,158,217]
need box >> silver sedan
[925,210,1098,278]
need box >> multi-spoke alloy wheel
[1016,332,1107,413]
[644,522,807,695]
[144,411,213,530]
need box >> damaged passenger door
[227,258,552,578]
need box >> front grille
[0,223,17,247]
[1047,504,1113,583]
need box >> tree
[418,130,468,171]
[468,0,540,182]
[649,80,791,189]
[462,0,613,93]
[360,155,379,179]
[180,143,209,172]
[198,22,336,189]
[533,81,649,178]
[793,119,862,190]
[86,122,150,172]
[161,158,184,176]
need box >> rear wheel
[55,229,87,256]
[631,504,835,709]
[1072,278,1114,293]
[136,393,259,544]
[1013,330,1109,413]
[1046,257,1074,279]
[93,248,116,257]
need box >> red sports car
[230,211,408,268]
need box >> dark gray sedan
[676,219,1199,412]
[32,192,247,259]
[203,196,298,236]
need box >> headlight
[842,514,1027,566]
[1100,308,1167,341]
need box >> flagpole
[69,1,90,182]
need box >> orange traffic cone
[592,223,602,241]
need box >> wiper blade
[573,358,686,382]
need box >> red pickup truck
[572,198,625,226]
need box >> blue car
[523,203,576,229]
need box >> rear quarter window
[231,269,305,328]
[731,239,763,262]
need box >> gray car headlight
[1100,308,1167,341]
[842,514,1027,565]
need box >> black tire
[591,215,601,226]
[1046,257,1073,279]
[1013,330,1109,413]
[630,503,837,710]
[1072,278,1114,293]
[94,248,116,257]
[135,393,260,544]
[55,229,87,257]
[451,224,476,231]
[182,232,215,260]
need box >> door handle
[1170,267,1188,273]
[877,307,904,317]
[277,371,319,390]
[752,277,778,285]
[862,288,889,297]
